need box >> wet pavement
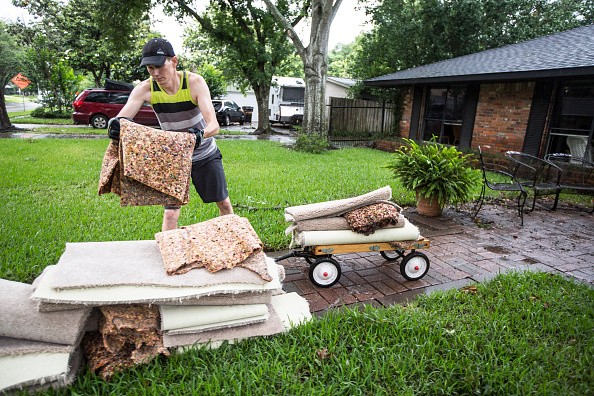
[270,200,594,315]
[4,122,297,144]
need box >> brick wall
[399,87,413,136]
[472,82,535,154]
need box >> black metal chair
[505,151,562,211]
[473,146,528,225]
[544,153,594,213]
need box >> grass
[1,138,592,394]
[43,271,592,395]
[0,138,404,282]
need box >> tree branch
[261,0,306,57]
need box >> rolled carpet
[294,218,420,247]
[284,186,393,222]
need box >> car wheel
[91,114,108,129]
[223,115,230,126]
[239,115,245,125]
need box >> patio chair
[505,151,562,211]
[544,153,594,213]
[473,146,527,225]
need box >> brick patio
[269,201,594,314]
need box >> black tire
[305,254,331,264]
[223,114,230,126]
[400,252,430,280]
[91,114,108,129]
[380,250,404,261]
[308,258,341,288]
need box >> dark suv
[72,88,159,129]
[212,100,245,126]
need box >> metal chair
[473,146,527,225]
[505,151,562,211]
[545,153,594,213]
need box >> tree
[14,0,153,87]
[0,21,26,131]
[165,0,303,134]
[262,0,343,137]
[354,0,594,79]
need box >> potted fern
[385,138,480,216]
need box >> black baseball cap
[140,38,175,67]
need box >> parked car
[72,88,159,129]
[212,99,245,126]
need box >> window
[423,87,466,145]
[110,92,130,104]
[84,92,110,103]
[547,82,594,160]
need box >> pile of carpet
[284,186,422,247]
[1,215,310,393]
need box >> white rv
[269,76,305,125]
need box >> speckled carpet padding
[289,213,405,233]
[98,119,195,206]
[155,215,270,281]
[83,305,169,380]
[0,337,83,393]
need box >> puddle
[483,245,513,254]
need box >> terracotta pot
[416,192,442,217]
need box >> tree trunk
[262,0,341,138]
[0,90,14,131]
[253,82,272,135]
[302,0,333,137]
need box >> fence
[328,97,397,143]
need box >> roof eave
[363,66,594,87]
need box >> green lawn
[1,138,592,395]
[47,272,593,395]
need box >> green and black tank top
[150,71,216,161]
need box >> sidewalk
[270,201,594,314]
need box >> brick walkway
[269,201,594,314]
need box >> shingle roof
[327,76,357,88]
[364,24,594,87]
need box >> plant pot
[416,192,442,217]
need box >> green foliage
[385,138,481,206]
[354,0,594,79]
[293,132,330,154]
[193,63,226,99]
[30,107,71,119]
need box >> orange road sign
[11,73,31,89]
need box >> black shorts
[164,149,229,209]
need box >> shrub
[385,138,481,206]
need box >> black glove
[188,127,204,148]
[107,117,133,141]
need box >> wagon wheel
[380,249,405,262]
[400,252,430,281]
[309,257,341,288]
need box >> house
[363,24,594,160]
